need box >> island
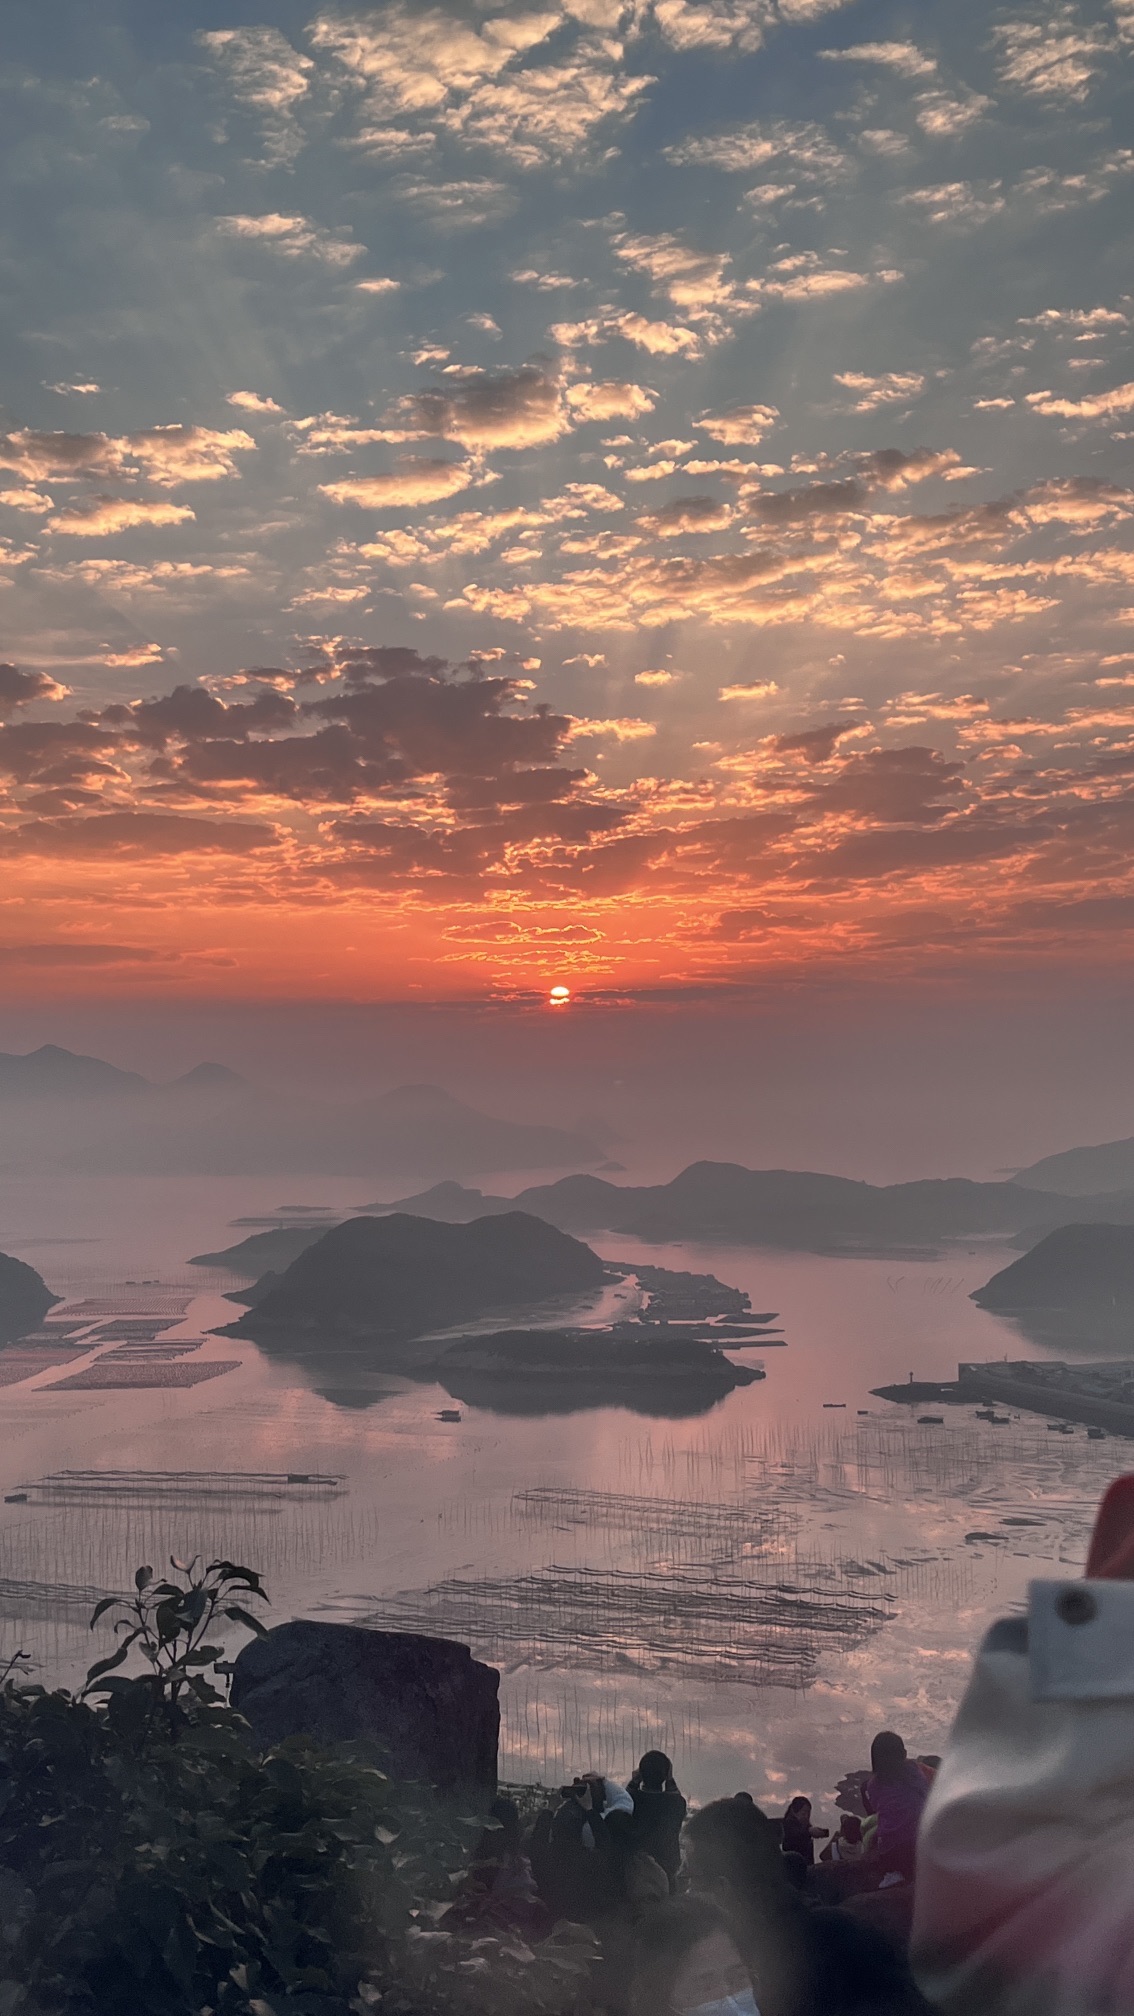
[0,1251,60,1342]
[435,1327,765,1418]
[971,1222,1134,1347]
[216,1215,768,1416]
[220,1211,610,1346]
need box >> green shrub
[0,1560,595,2016]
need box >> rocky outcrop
[0,1252,60,1341]
[230,1620,500,1795]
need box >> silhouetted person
[862,1733,929,1884]
[628,1748,688,1891]
[781,1797,828,1867]
[534,1774,621,1924]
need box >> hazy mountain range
[0,1044,245,1099]
[0,1047,601,1178]
[191,1161,1134,1270]
[1013,1139,1134,1196]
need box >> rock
[0,1251,60,1342]
[230,1619,500,1795]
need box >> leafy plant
[84,1555,268,1728]
[0,1562,594,2016]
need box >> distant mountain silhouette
[1007,1188,1134,1250]
[189,1224,335,1274]
[0,1252,60,1340]
[973,1224,1134,1312]
[1014,1138,1134,1196]
[0,1058,600,1179]
[0,1044,150,1098]
[357,1162,1118,1256]
[166,1062,247,1092]
[223,1211,609,1344]
[0,1044,246,1100]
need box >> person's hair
[628,1894,736,2016]
[683,1797,785,1903]
[637,1748,674,1791]
[784,1796,811,1821]
[838,1814,863,1842]
[870,1731,908,1781]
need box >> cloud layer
[1,0,1133,994]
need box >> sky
[1,0,1133,1011]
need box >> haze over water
[0,1166,1121,1811]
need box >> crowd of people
[449,1735,938,2016]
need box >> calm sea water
[0,1172,1124,1816]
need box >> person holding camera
[628,1749,688,1891]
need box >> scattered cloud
[752,253,903,302]
[1025,380,1134,420]
[393,366,569,448]
[45,499,197,537]
[835,371,926,411]
[566,380,658,421]
[394,177,515,229]
[319,458,480,507]
[914,86,994,136]
[308,5,650,170]
[638,495,736,536]
[0,664,69,713]
[0,943,179,968]
[900,181,1006,228]
[227,391,284,414]
[0,425,255,487]
[0,813,277,858]
[819,40,937,77]
[551,308,705,356]
[215,213,363,265]
[197,26,314,166]
[696,404,779,444]
[991,8,1113,101]
[664,117,846,180]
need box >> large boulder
[230,1620,500,1796]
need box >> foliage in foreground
[0,1559,593,2016]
